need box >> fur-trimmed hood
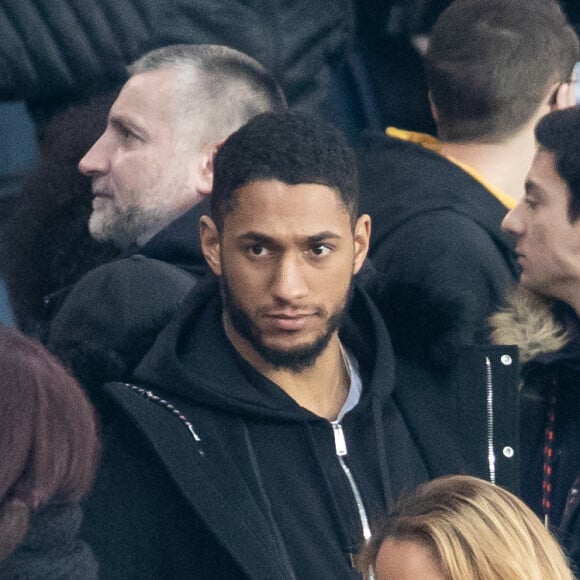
[490,288,572,365]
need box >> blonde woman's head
[360,475,573,580]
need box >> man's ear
[199,215,222,276]
[548,81,576,112]
[428,91,439,123]
[352,214,371,275]
[195,142,223,197]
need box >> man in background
[493,106,580,572]
[359,0,578,371]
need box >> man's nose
[78,132,111,176]
[271,253,308,302]
[501,205,524,236]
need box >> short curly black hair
[535,106,580,223]
[210,111,358,229]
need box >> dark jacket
[491,293,580,574]
[81,278,519,579]
[0,0,354,128]
[0,504,98,579]
[357,131,520,369]
[46,201,210,392]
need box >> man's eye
[249,245,268,257]
[311,245,331,257]
[524,197,539,210]
[118,125,135,140]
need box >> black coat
[81,279,519,579]
[46,201,210,391]
[357,131,520,369]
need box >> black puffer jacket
[0,0,354,125]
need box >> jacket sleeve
[0,503,98,579]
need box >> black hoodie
[82,278,520,579]
[357,131,520,370]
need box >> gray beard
[89,204,169,250]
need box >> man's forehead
[111,68,180,121]
[222,180,351,232]
[230,181,345,213]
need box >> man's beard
[221,277,353,372]
[89,202,168,250]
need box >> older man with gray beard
[46,43,286,391]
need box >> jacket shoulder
[47,257,198,389]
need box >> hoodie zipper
[332,422,375,579]
[484,357,496,484]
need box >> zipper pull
[332,422,348,456]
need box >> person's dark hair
[0,325,99,562]
[535,106,580,223]
[426,0,579,142]
[129,44,287,146]
[211,111,358,229]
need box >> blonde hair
[359,475,573,580]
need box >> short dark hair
[426,0,579,142]
[0,326,99,561]
[210,111,359,228]
[535,106,580,223]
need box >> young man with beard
[45,44,287,390]
[83,111,520,579]
[492,106,580,573]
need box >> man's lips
[263,311,317,331]
[93,190,114,199]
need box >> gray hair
[128,44,287,147]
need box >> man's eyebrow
[109,114,148,138]
[237,232,276,244]
[237,231,342,244]
[305,232,342,243]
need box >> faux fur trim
[489,288,569,364]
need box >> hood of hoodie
[124,198,210,278]
[132,277,395,423]
[356,129,516,258]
